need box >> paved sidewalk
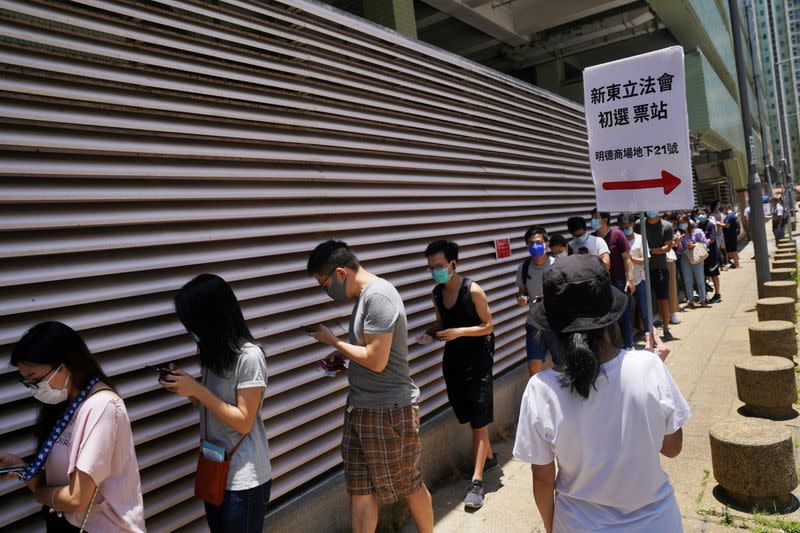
[402,237,800,533]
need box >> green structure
[320,0,774,206]
[753,0,800,181]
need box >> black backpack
[520,258,533,285]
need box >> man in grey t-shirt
[307,240,433,533]
[516,226,561,377]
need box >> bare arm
[34,469,96,513]
[599,252,611,270]
[532,462,556,533]
[330,330,394,373]
[661,428,683,458]
[192,385,264,435]
[622,251,635,294]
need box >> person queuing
[770,196,787,240]
[711,202,729,268]
[617,214,650,339]
[1,322,145,532]
[566,216,610,269]
[160,274,271,533]
[516,227,562,377]
[513,255,690,533]
[422,240,497,510]
[644,211,676,340]
[548,234,568,259]
[306,241,433,533]
[696,211,722,303]
[721,205,740,269]
[591,209,636,349]
[676,215,709,309]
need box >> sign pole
[639,212,653,333]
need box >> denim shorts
[525,323,563,364]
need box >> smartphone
[145,365,173,380]
[0,466,25,475]
[299,324,319,334]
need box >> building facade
[754,0,800,180]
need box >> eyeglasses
[318,269,335,288]
[18,364,60,389]
[425,262,450,273]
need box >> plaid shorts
[341,404,423,504]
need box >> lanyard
[21,376,100,481]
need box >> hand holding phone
[146,364,175,382]
[299,324,319,335]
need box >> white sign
[583,46,694,212]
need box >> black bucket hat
[531,254,628,334]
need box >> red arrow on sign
[601,170,682,195]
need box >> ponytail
[558,324,621,399]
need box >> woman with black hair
[513,256,690,532]
[0,321,145,532]
[159,274,271,533]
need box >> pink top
[46,390,145,532]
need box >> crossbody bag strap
[78,485,100,533]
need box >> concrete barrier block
[763,281,797,301]
[770,268,797,282]
[774,260,798,270]
[756,297,797,323]
[748,320,797,358]
[735,356,797,419]
[710,418,798,511]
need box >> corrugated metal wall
[0,0,595,530]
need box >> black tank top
[432,277,494,360]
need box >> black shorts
[649,268,669,300]
[704,247,720,277]
[442,350,493,429]
[724,236,738,252]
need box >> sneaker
[662,330,674,341]
[669,315,681,325]
[464,479,485,509]
[483,453,499,472]
[710,294,721,304]
[653,319,663,327]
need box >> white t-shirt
[513,350,691,532]
[568,234,609,258]
[775,204,785,217]
[627,233,646,285]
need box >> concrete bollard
[756,297,797,323]
[710,419,798,511]
[735,356,798,419]
[763,281,797,301]
[774,259,798,270]
[748,320,797,359]
[770,268,796,282]
[773,252,797,262]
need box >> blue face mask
[623,227,634,236]
[431,265,452,284]
[698,214,708,223]
[590,218,600,230]
[528,242,546,257]
[678,223,688,230]
[646,211,659,218]
[573,232,590,244]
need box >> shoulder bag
[194,369,249,507]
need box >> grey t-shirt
[645,219,674,271]
[516,257,555,325]
[200,343,271,490]
[348,277,420,409]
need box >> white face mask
[32,364,70,404]
[556,251,568,258]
